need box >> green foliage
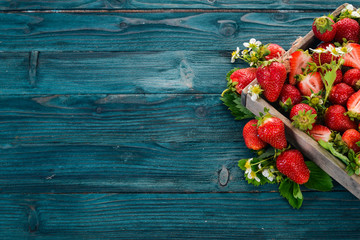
[220,92,255,120]
[279,178,303,209]
[304,161,333,191]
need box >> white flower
[325,45,344,57]
[310,47,328,54]
[351,11,360,18]
[262,168,274,182]
[342,4,354,13]
[258,163,262,169]
[247,171,261,182]
[243,38,262,49]
[262,168,270,177]
[231,47,240,63]
[248,84,263,101]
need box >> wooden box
[241,3,360,199]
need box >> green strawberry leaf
[304,161,333,191]
[238,158,248,171]
[279,178,303,209]
[318,140,350,165]
[220,92,255,120]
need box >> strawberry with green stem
[243,119,268,151]
[290,103,317,131]
[312,15,337,42]
[276,149,310,184]
[257,108,287,149]
[256,61,287,102]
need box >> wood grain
[0,94,245,144]
[0,11,323,52]
[0,0,357,10]
[0,51,242,95]
[0,192,359,240]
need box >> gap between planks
[3,190,348,195]
[0,9,332,13]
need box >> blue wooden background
[1,1,360,239]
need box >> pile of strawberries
[228,4,360,181]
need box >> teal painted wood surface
[0,192,359,240]
[0,51,236,94]
[0,0,358,10]
[0,11,327,52]
[1,2,359,239]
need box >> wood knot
[119,22,128,29]
[96,107,102,114]
[272,13,289,22]
[218,166,229,186]
[195,106,207,118]
[218,20,237,37]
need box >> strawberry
[243,119,268,150]
[342,129,360,153]
[278,84,302,112]
[276,149,310,184]
[289,50,312,85]
[312,16,337,42]
[229,68,257,94]
[334,69,343,85]
[308,124,332,142]
[343,68,360,89]
[343,43,360,69]
[312,42,338,65]
[256,61,287,102]
[290,103,317,131]
[346,90,360,120]
[329,83,355,106]
[265,43,285,60]
[257,112,287,149]
[297,71,324,97]
[334,18,360,44]
[325,105,357,132]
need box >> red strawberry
[312,16,337,42]
[334,69,343,85]
[256,61,287,102]
[265,43,285,60]
[334,18,360,44]
[297,71,324,96]
[289,50,312,85]
[343,68,360,89]
[342,129,360,153]
[325,105,357,132]
[312,42,338,65]
[243,119,268,150]
[308,124,332,142]
[278,84,302,112]
[290,103,317,131]
[257,113,287,149]
[343,43,360,69]
[329,83,355,106]
[347,90,360,120]
[230,68,257,94]
[276,149,310,184]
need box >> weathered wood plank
[0,93,343,193]
[0,11,324,52]
[0,141,344,193]
[0,51,240,95]
[0,142,265,193]
[0,0,357,10]
[0,94,245,144]
[0,192,358,240]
